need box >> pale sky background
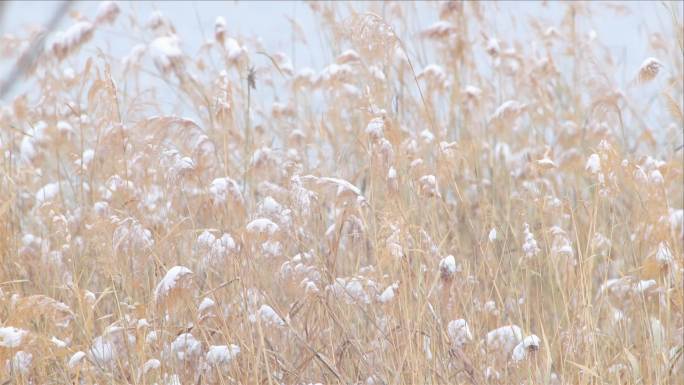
[1,1,680,74]
[0,1,682,148]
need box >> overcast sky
[2,1,680,73]
[1,1,681,145]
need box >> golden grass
[0,1,682,384]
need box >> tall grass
[0,1,682,384]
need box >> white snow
[656,242,673,265]
[88,336,114,365]
[365,117,385,138]
[388,167,397,180]
[51,336,68,348]
[151,35,182,71]
[198,231,237,266]
[256,304,285,327]
[171,333,202,361]
[439,255,459,277]
[649,169,664,184]
[198,297,215,313]
[639,57,662,69]
[585,153,601,174]
[246,218,279,235]
[488,228,497,242]
[205,344,240,365]
[537,157,558,169]
[491,100,523,121]
[464,85,482,98]
[68,351,86,369]
[485,325,523,355]
[6,351,32,374]
[637,57,663,82]
[421,21,455,37]
[154,266,193,302]
[522,223,540,258]
[197,230,217,248]
[327,277,373,304]
[0,326,28,348]
[35,182,60,205]
[336,49,361,63]
[633,279,657,294]
[378,282,399,303]
[447,319,473,347]
[143,358,161,373]
[95,1,120,24]
[423,335,433,360]
[512,334,541,362]
[57,120,74,135]
[319,63,354,83]
[486,37,500,55]
[418,64,446,84]
[53,21,94,52]
[224,38,247,61]
[317,177,363,197]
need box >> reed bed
[0,1,682,384]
